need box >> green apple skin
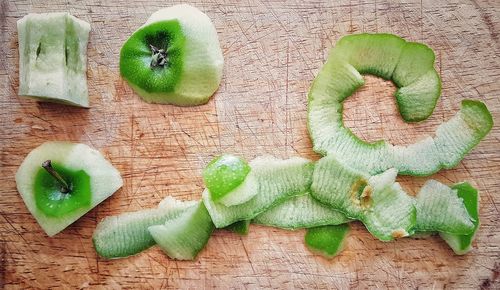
[120,4,224,106]
[16,142,123,236]
[93,196,198,259]
[439,182,480,255]
[224,220,250,235]
[34,161,91,217]
[148,201,215,260]
[305,224,350,258]
[202,154,251,201]
[17,13,90,107]
[120,20,185,100]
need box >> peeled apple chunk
[120,4,224,106]
[149,201,215,260]
[415,180,475,235]
[439,183,480,255]
[311,155,416,241]
[253,193,350,230]
[93,196,197,259]
[17,13,90,107]
[305,224,350,258]
[16,142,123,237]
[203,156,314,228]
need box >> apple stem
[42,160,71,194]
[150,44,167,68]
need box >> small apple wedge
[16,142,123,236]
[120,4,224,106]
[17,13,91,107]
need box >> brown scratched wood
[1,0,499,288]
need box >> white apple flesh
[17,13,90,107]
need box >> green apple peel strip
[93,154,479,260]
[308,34,492,176]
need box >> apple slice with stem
[16,142,123,236]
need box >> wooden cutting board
[1,0,499,288]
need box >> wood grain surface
[1,0,499,288]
